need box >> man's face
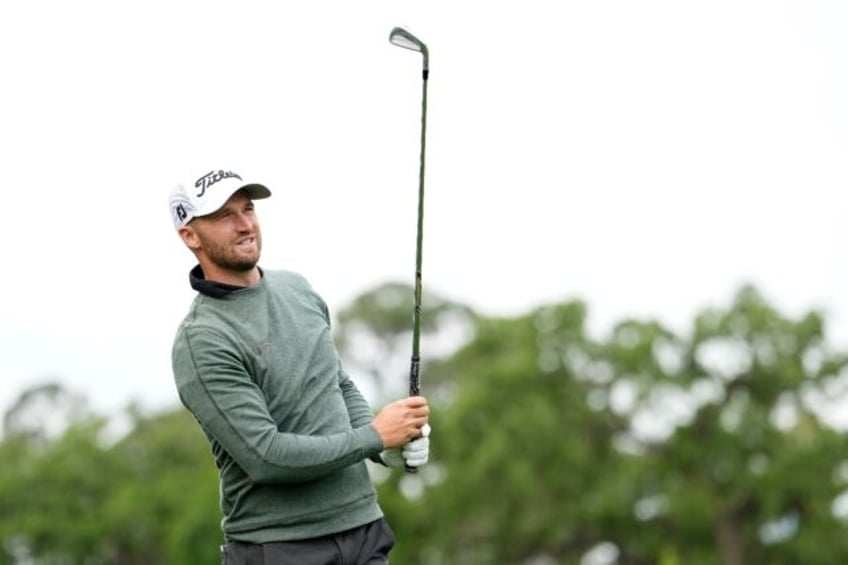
[183,191,263,273]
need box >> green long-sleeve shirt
[171,268,385,543]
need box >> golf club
[389,26,429,473]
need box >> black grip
[409,356,420,396]
[406,357,421,473]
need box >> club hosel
[422,69,429,81]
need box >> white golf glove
[380,424,431,469]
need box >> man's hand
[380,424,431,468]
[372,396,429,449]
[402,423,430,467]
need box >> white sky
[1,1,847,421]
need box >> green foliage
[3,284,848,563]
[335,281,470,339]
[0,406,219,564]
[378,286,848,563]
[334,281,476,402]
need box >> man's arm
[338,366,375,428]
[174,327,384,484]
[337,366,391,465]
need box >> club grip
[406,357,421,473]
[409,356,421,396]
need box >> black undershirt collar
[189,265,264,298]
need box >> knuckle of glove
[403,437,429,453]
[405,451,429,467]
[402,438,429,466]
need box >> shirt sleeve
[338,366,374,428]
[317,288,375,430]
[173,326,384,485]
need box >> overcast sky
[1,1,846,421]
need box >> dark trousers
[221,518,395,565]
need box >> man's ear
[178,225,201,251]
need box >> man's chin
[218,257,259,272]
[232,261,259,272]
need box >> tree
[3,381,89,448]
[5,285,848,563]
[104,407,221,564]
[334,281,475,403]
[373,286,848,564]
[0,414,122,564]
[0,391,220,565]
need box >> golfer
[169,169,431,564]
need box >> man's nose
[233,212,253,230]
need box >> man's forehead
[224,189,253,205]
[201,190,254,219]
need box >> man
[169,169,430,564]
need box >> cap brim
[240,183,272,200]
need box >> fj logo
[175,203,188,223]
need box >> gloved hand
[402,423,431,467]
[379,424,431,469]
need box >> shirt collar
[189,265,263,298]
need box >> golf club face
[389,27,424,51]
[389,26,429,70]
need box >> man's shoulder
[263,269,313,292]
[262,270,329,316]
[173,297,219,337]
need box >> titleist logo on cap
[195,170,243,197]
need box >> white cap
[169,169,271,229]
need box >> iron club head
[389,27,428,71]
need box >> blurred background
[1,1,847,563]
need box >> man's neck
[198,264,261,288]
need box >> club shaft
[405,59,428,475]
[409,67,428,397]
